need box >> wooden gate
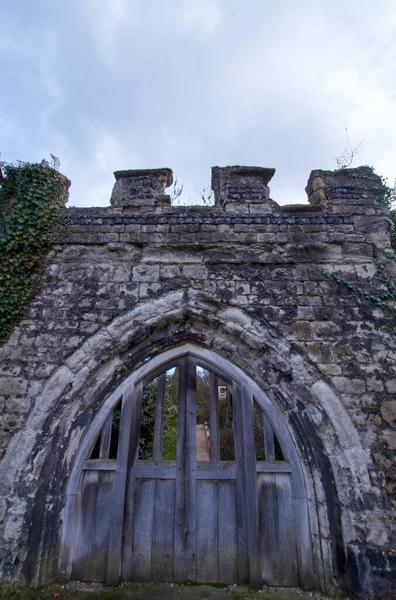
[61,346,311,587]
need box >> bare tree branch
[336,128,367,169]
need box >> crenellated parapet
[107,165,389,220]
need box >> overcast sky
[1,0,395,206]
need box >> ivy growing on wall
[0,160,70,346]
[321,174,396,334]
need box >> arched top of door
[67,343,305,499]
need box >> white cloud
[180,0,222,35]
[85,0,130,67]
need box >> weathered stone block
[110,168,173,212]
[132,265,160,282]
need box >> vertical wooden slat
[153,374,166,461]
[99,412,113,459]
[71,470,99,581]
[174,357,197,582]
[106,382,143,585]
[232,384,249,584]
[130,479,155,581]
[233,383,261,588]
[174,360,187,582]
[217,482,238,583]
[258,473,280,585]
[185,356,197,581]
[209,373,220,463]
[274,473,299,586]
[91,471,114,581]
[196,480,218,582]
[263,415,275,461]
[151,479,175,581]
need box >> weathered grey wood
[62,345,313,588]
[196,480,218,582]
[232,384,249,584]
[263,415,275,461]
[81,458,291,475]
[151,479,175,581]
[135,462,176,479]
[240,384,262,588]
[71,470,99,581]
[174,357,197,582]
[174,360,187,582]
[83,459,117,471]
[233,383,261,588]
[99,412,113,458]
[218,482,238,583]
[197,462,236,479]
[256,462,292,473]
[257,473,280,585]
[130,479,155,582]
[106,382,143,585]
[92,471,114,581]
[153,374,166,461]
[209,373,220,463]
[274,473,299,586]
[184,356,197,582]
[62,344,303,495]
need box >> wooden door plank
[106,382,143,585]
[153,374,166,461]
[196,462,236,479]
[256,462,292,473]
[151,479,175,582]
[196,480,218,583]
[257,473,281,585]
[135,462,176,479]
[232,383,249,584]
[99,412,113,459]
[71,470,99,581]
[129,479,155,582]
[209,373,220,463]
[185,355,197,582]
[263,415,275,462]
[274,473,299,586]
[240,384,261,588]
[174,356,197,582]
[233,383,261,588]
[91,471,114,581]
[83,459,117,471]
[174,359,187,582]
[218,482,238,583]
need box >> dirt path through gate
[196,423,210,460]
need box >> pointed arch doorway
[60,345,313,587]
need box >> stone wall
[0,166,395,597]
